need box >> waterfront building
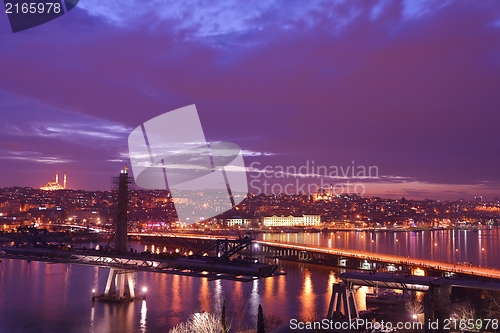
[261,214,321,227]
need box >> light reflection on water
[1,228,499,332]
[0,259,342,333]
[199,276,211,313]
[90,305,95,333]
[249,279,260,319]
[298,268,315,320]
[139,300,147,333]
[258,227,500,268]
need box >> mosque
[40,172,67,191]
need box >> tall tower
[55,172,59,184]
[115,166,129,253]
[63,172,67,189]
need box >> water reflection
[263,274,274,305]
[324,270,338,308]
[199,276,211,312]
[214,279,222,313]
[171,274,181,313]
[257,228,500,268]
[140,300,147,333]
[62,265,70,306]
[249,279,260,318]
[299,268,316,320]
[2,228,500,333]
[275,274,287,310]
[90,305,95,333]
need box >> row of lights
[91,287,148,295]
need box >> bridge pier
[94,268,139,302]
[425,284,451,333]
[326,282,359,321]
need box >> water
[0,258,341,333]
[258,227,500,268]
[1,227,499,332]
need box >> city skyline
[1,1,499,200]
[16,170,500,202]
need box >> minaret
[63,172,67,189]
[55,172,59,184]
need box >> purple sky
[0,0,499,200]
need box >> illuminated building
[313,184,336,201]
[262,214,321,227]
[40,171,67,191]
[220,217,256,227]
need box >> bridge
[256,240,500,280]
[252,240,500,333]
[0,235,282,302]
[0,245,279,282]
[325,271,500,333]
[339,271,500,292]
[0,168,282,303]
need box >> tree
[257,304,265,333]
[265,313,283,332]
[453,301,476,323]
[190,312,223,333]
[483,290,500,318]
[406,300,424,319]
[168,311,231,333]
[168,322,190,333]
[226,291,252,332]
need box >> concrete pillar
[102,268,136,301]
[116,272,126,299]
[327,282,359,321]
[425,284,451,333]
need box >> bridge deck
[339,271,500,291]
[258,240,500,280]
[1,246,281,282]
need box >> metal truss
[1,246,282,282]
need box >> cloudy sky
[0,0,499,200]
